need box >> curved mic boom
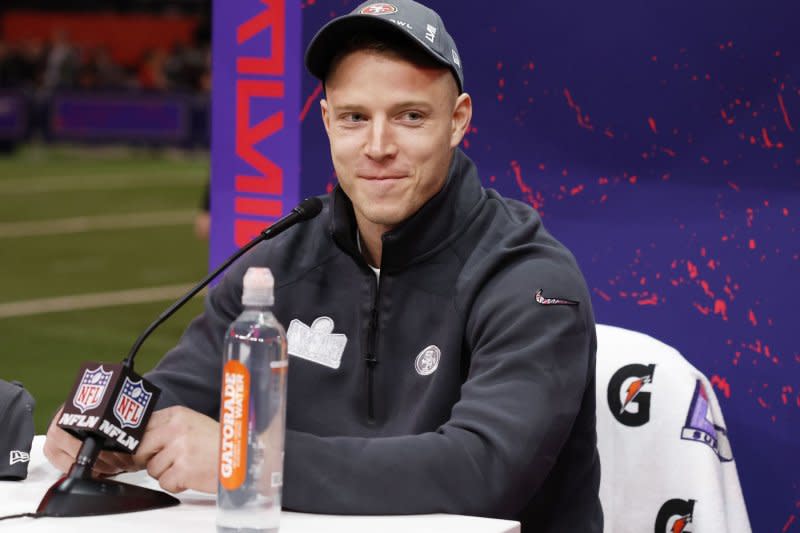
[37,197,324,518]
[123,196,323,369]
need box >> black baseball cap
[305,0,464,93]
[0,380,35,480]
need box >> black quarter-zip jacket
[146,148,602,532]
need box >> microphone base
[37,474,180,517]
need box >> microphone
[122,196,322,369]
[37,197,323,517]
[261,195,324,237]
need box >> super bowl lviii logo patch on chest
[287,316,347,370]
[73,365,113,413]
[113,377,153,429]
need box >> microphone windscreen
[295,197,323,220]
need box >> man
[44,1,602,530]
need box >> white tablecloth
[0,436,520,533]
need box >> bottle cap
[242,267,275,306]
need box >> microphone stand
[37,198,323,517]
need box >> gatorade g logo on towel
[655,498,695,533]
[219,360,251,490]
[607,363,656,427]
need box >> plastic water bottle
[217,267,288,533]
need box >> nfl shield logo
[73,366,113,413]
[113,377,153,429]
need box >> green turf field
[0,145,210,432]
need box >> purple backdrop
[212,1,799,531]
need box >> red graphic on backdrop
[233,0,288,247]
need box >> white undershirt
[356,231,381,283]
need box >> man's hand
[43,406,137,476]
[133,406,219,494]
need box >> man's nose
[363,117,397,160]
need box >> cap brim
[305,15,453,86]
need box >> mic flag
[57,362,160,453]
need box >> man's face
[321,49,471,234]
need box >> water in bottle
[217,267,288,533]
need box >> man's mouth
[358,174,407,180]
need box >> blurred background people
[0,0,213,436]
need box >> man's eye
[344,113,365,122]
[402,111,424,121]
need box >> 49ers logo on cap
[361,3,398,15]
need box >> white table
[0,437,520,533]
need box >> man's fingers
[45,442,126,476]
[145,447,174,480]
[54,434,81,459]
[45,448,77,474]
[92,456,126,476]
[157,466,188,494]
[43,423,82,457]
[131,419,172,469]
[128,406,219,494]
[132,429,169,467]
[43,420,83,472]
[100,451,137,472]
[143,407,174,431]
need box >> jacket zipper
[364,278,380,423]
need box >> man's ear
[450,92,472,148]
[320,98,331,136]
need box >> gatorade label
[219,360,251,490]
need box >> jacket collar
[330,148,485,271]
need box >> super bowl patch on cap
[0,380,35,480]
